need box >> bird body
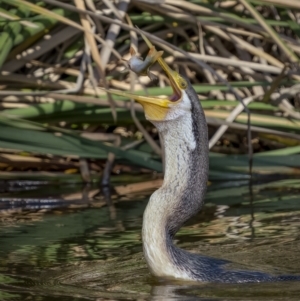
[143,85,209,280]
[106,32,300,283]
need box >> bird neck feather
[142,87,209,279]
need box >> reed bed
[0,0,300,182]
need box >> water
[0,177,300,300]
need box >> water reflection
[0,177,300,300]
[150,281,300,300]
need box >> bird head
[105,36,193,123]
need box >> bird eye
[178,77,187,89]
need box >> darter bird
[105,33,300,283]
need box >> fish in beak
[104,31,188,121]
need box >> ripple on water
[0,179,300,300]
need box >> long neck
[142,88,209,280]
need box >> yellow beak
[104,31,187,121]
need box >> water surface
[0,177,300,300]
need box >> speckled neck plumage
[141,83,300,283]
[142,84,209,280]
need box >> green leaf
[0,115,162,171]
